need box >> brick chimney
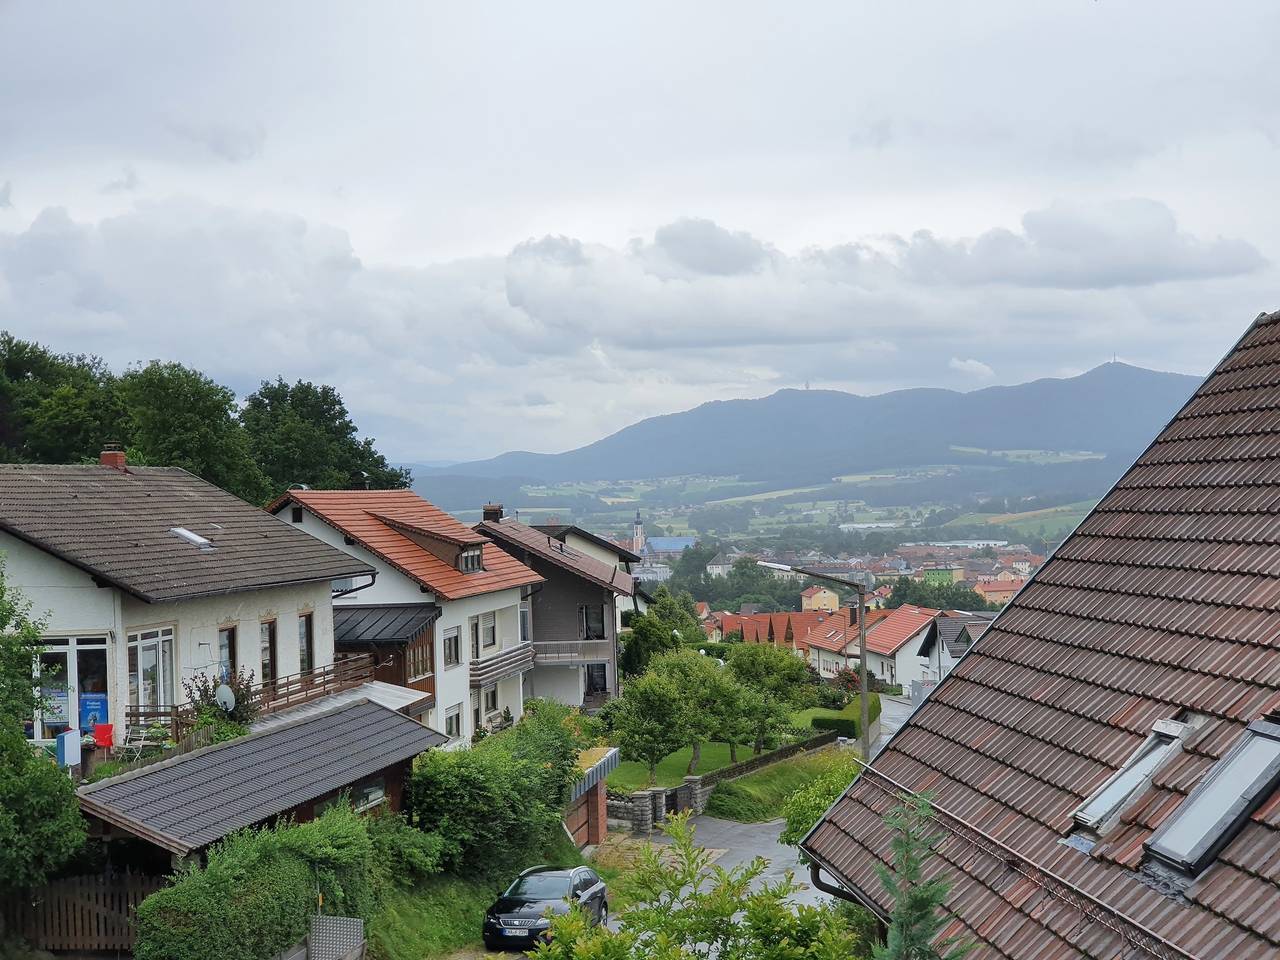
[99,443,127,471]
[482,503,504,523]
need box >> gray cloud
[0,182,10,208]
[646,219,773,276]
[101,167,140,193]
[166,120,266,164]
[0,198,1270,460]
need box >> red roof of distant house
[801,585,828,598]
[269,489,542,601]
[864,604,940,655]
[800,608,893,654]
[695,601,710,618]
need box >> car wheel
[599,901,609,925]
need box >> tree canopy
[885,577,995,612]
[619,585,701,676]
[0,332,407,505]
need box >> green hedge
[806,694,881,739]
[135,806,438,960]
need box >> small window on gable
[1074,717,1189,832]
[290,507,303,523]
[458,545,483,573]
[1146,719,1280,876]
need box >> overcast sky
[1,2,1277,462]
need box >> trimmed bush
[804,694,881,739]
[134,804,421,960]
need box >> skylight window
[1146,719,1280,876]
[1074,717,1190,832]
[170,527,214,551]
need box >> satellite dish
[214,683,236,713]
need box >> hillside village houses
[2,452,373,745]
[1,451,457,867]
[268,488,544,743]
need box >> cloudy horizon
[1,2,1277,461]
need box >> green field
[945,499,1097,537]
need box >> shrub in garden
[815,684,848,710]
[780,751,861,850]
[135,803,389,960]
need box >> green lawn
[704,747,852,822]
[607,741,750,792]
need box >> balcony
[126,654,376,738]
[532,639,614,665]
[470,641,535,688]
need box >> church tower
[632,509,646,554]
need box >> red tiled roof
[801,585,828,597]
[270,490,541,601]
[863,604,940,655]
[974,577,1025,597]
[802,608,893,654]
[804,309,1280,959]
[476,517,633,595]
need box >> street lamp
[758,561,872,761]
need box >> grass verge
[703,746,849,823]
[368,832,587,960]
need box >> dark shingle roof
[0,464,371,602]
[534,523,643,563]
[333,604,440,646]
[803,310,1280,959]
[478,518,634,595]
[78,699,446,854]
[925,612,997,659]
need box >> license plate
[503,929,527,936]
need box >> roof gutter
[332,570,377,600]
[807,857,888,922]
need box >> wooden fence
[0,873,165,951]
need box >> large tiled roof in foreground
[271,490,541,601]
[0,465,371,602]
[804,310,1280,960]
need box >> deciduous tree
[611,672,689,785]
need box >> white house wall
[0,532,120,634]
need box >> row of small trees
[607,642,819,784]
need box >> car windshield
[506,874,571,899]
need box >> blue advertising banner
[79,692,108,731]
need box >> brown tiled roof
[803,310,1280,959]
[477,517,634,595]
[270,490,541,601]
[0,465,371,602]
[534,523,643,563]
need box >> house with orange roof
[973,577,1025,605]
[800,584,839,612]
[799,608,893,677]
[269,489,543,745]
[863,604,941,687]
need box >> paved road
[875,694,915,754]
[651,814,831,907]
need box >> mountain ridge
[418,362,1202,486]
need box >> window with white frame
[444,703,462,739]
[481,611,496,648]
[483,684,498,715]
[443,627,461,667]
[458,545,483,573]
[128,627,176,708]
[519,599,531,644]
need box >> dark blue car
[482,866,608,951]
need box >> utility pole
[758,562,874,760]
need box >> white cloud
[949,358,995,379]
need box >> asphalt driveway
[875,694,915,754]
[651,814,831,907]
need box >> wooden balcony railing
[125,654,376,739]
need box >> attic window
[1146,719,1280,876]
[1074,718,1190,831]
[459,545,483,573]
[290,507,303,523]
[170,527,214,551]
